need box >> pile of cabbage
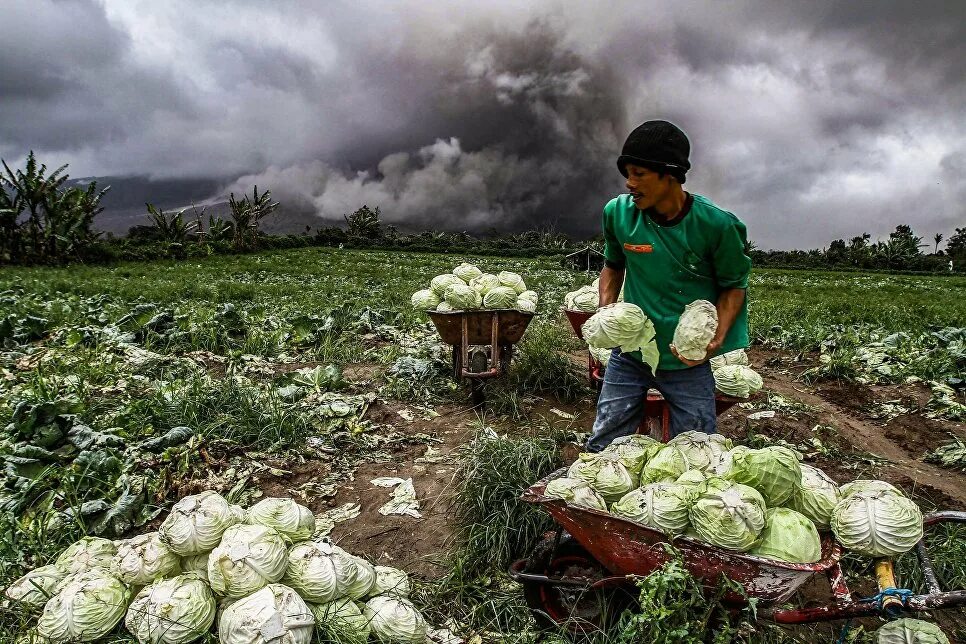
[709,349,763,398]
[546,431,924,564]
[562,277,624,314]
[410,262,537,313]
[5,491,427,643]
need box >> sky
[1,0,964,249]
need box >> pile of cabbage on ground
[545,431,925,564]
[5,491,428,643]
[411,263,537,313]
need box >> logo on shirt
[623,242,653,253]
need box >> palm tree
[228,186,279,250]
[934,233,943,254]
[146,203,197,244]
[1,151,68,258]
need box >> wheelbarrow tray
[428,310,535,346]
[564,309,594,340]
[522,467,842,605]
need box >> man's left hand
[671,338,723,367]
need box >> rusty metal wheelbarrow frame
[510,467,966,627]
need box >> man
[586,120,751,452]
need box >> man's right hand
[598,265,625,306]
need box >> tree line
[1,152,963,271]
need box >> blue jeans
[586,349,717,452]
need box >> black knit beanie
[617,120,690,184]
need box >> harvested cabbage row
[542,431,923,565]
[6,490,429,644]
[410,263,537,312]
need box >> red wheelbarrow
[563,308,747,442]
[510,468,966,633]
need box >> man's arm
[598,265,625,307]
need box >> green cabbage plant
[444,284,483,310]
[672,300,718,361]
[831,490,923,557]
[497,271,527,294]
[207,524,289,598]
[363,595,428,643]
[689,478,766,552]
[125,574,216,644]
[840,479,903,498]
[721,445,802,506]
[749,508,823,563]
[283,541,361,604]
[582,302,660,372]
[875,618,950,644]
[111,532,181,586]
[640,444,690,484]
[713,364,763,398]
[785,464,840,530]
[543,477,608,511]
[159,491,246,556]
[567,452,637,502]
[311,598,370,644]
[482,286,518,309]
[410,289,440,311]
[55,536,118,575]
[610,483,694,535]
[36,569,131,642]
[430,274,466,297]
[469,273,500,295]
[710,349,749,369]
[564,285,599,312]
[669,431,731,471]
[453,262,482,282]
[218,584,315,644]
[246,497,316,542]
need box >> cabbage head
[669,431,729,471]
[4,564,64,609]
[582,303,660,372]
[786,464,840,530]
[564,285,598,312]
[840,480,903,498]
[311,598,370,644]
[831,490,923,557]
[370,566,411,598]
[159,490,246,556]
[713,365,763,398]
[610,483,694,535]
[589,345,611,367]
[247,497,316,542]
[543,477,608,511]
[640,445,690,484]
[430,274,466,297]
[518,290,539,305]
[208,524,289,598]
[721,445,802,506]
[601,435,659,478]
[567,452,636,502]
[469,273,500,295]
[180,553,209,584]
[672,300,718,361]
[876,618,950,644]
[444,284,483,310]
[410,289,440,311]
[749,508,822,563]
[364,595,428,644]
[219,584,315,644]
[283,541,360,603]
[497,271,527,294]
[37,569,131,642]
[710,349,749,370]
[689,478,767,552]
[343,555,377,600]
[453,262,482,282]
[515,298,537,313]
[112,532,181,586]
[436,302,453,312]
[125,574,215,644]
[675,469,708,491]
[54,536,118,575]
[482,286,518,309]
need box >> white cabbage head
[588,345,612,367]
[179,553,209,584]
[497,271,527,294]
[54,536,118,575]
[610,483,695,535]
[429,274,466,298]
[125,573,216,644]
[749,508,823,563]
[36,569,131,642]
[208,524,289,598]
[111,532,181,586]
[515,298,537,313]
[4,564,64,609]
[370,566,411,598]
[831,490,923,557]
[675,469,708,491]
[311,598,371,644]
[410,289,441,311]
[543,477,608,511]
[710,349,749,370]
[875,618,950,644]
[364,595,428,643]
[601,435,659,478]
[343,555,377,600]
[713,365,763,398]
[436,302,453,312]
[452,262,483,282]
[582,303,660,372]
[218,584,315,644]
[669,431,730,472]
[246,497,316,543]
[444,284,483,310]
[283,541,360,604]
[564,285,599,312]
[721,445,803,506]
[482,286,518,309]
[672,300,718,361]
[689,478,767,552]
[469,273,500,295]
[567,452,637,502]
[640,445,690,484]
[159,491,246,556]
[840,480,903,498]
[517,290,539,305]
[786,464,841,530]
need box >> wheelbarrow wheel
[521,535,632,636]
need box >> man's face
[624,164,671,210]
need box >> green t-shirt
[602,192,751,371]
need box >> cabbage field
[1,247,965,643]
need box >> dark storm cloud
[2,0,964,248]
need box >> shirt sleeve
[602,201,626,270]
[713,215,752,289]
